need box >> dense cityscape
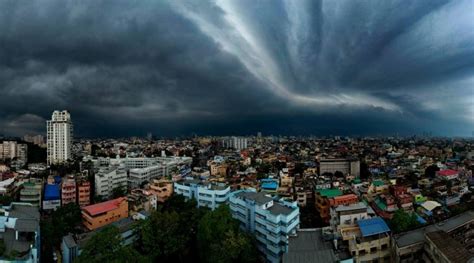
[0,110,472,263]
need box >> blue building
[229,190,299,263]
[174,179,230,210]
[43,184,61,210]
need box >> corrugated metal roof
[357,217,390,237]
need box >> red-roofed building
[81,197,128,230]
[436,169,458,180]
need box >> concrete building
[43,183,61,210]
[339,217,391,263]
[148,179,173,202]
[128,165,164,189]
[47,110,73,165]
[423,231,473,263]
[283,229,337,263]
[20,179,43,207]
[0,203,40,263]
[330,202,370,234]
[81,197,128,231]
[0,141,28,164]
[392,210,474,263]
[62,217,136,263]
[94,164,128,199]
[222,136,248,150]
[319,158,360,177]
[61,176,76,205]
[76,178,91,207]
[174,179,230,210]
[229,190,300,263]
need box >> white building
[222,136,248,150]
[47,110,73,165]
[128,165,165,189]
[95,164,128,199]
[0,141,28,164]
[174,179,230,210]
[229,190,300,263]
[319,158,360,177]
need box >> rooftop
[437,169,458,176]
[357,217,390,237]
[282,229,336,263]
[44,184,60,200]
[425,231,473,262]
[234,191,273,205]
[82,197,126,216]
[335,202,367,212]
[267,202,294,216]
[317,189,342,198]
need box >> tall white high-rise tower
[47,110,73,165]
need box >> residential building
[315,189,342,223]
[339,217,391,263]
[61,176,76,205]
[229,190,300,263]
[174,179,230,210]
[81,197,129,231]
[127,189,157,215]
[47,110,73,165]
[222,137,248,150]
[319,158,360,177]
[330,202,370,234]
[0,203,40,262]
[0,141,28,164]
[20,179,43,207]
[94,164,128,199]
[283,229,338,263]
[43,183,61,210]
[128,164,164,189]
[76,178,91,207]
[147,179,173,202]
[62,217,137,263]
[436,169,459,181]
[423,231,473,263]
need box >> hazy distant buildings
[47,110,73,165]
[0,141,28,164]
[319,158,360,177]
[23,134,45,146]
[222,136,248,150]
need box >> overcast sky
[0,0,473,137]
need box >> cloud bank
[0,0,473,137]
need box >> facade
[47,110,73,165]
[61,176,76,205]
[62,217,137,263]
[229,190,300,263]
[43,184,61,210]
[81,197,129,231]
[0,141,28,164]
[76,179,91,207]
[222,136,248,150]
[319,158,360,177]
[174,179,230,210]
[95,164,128,199]
[338,217,391,263]
[20,179,43,207]
[315,189,342,223]
[423,231,473,263]
[0,203,40,263]
[148,179,173,202]
[128,164,164,189]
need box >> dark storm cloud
[0,0,473,137]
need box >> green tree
[77,226,144,263]
[197,205,257,263]
[389,210,420,233]
[112,186,127,198]
[51,203,82,245]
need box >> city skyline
[0,0,473,137]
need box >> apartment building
[0,203,40,262]
[77,178,91,207]
[315,189,359,223]
[339,217,391,263]
[47,110,73,165]
[330,202,370,234]
[128,164,164,189]
[0,141,28,164]
[174,179,230,210]
[81,197,128,231]
[20,179,43,207]
[61,176,76,205]
[319,158,360,177]
[423,231,473,263]
[229,190,300,263]
[148,179,173,202]
[94,164,128,199]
